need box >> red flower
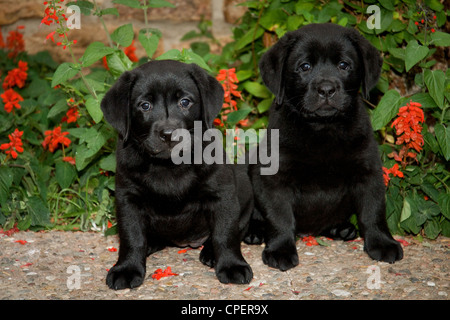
[302,235,319,246]
[1,88,23,113]
[1,128,24,159]
[45,31,56,43]
[382,164,404,186]
[61,107,79,123]
[42,126,71,152]
[41,5,60,26]
[6,27,25,59]
[216,68,242,108]
[62,156,76,165]
[124,40,138,62]
[215,68,248,128]
[391,101,424,167]
[107,247,117,252]
[151,266,178,280]
[2,60,28,89]
[15,240,28,245]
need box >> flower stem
[93,0,114,48]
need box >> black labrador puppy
[101,60,253,289]
[245,23,403,271]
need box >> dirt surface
[0,230,448,300]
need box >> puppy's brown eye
[140,102,152,111]
[299,63,311,72]
[338,61,350,70]
[179,98,192,109]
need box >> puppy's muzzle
[159,128,174,142]
[317,80,337,99]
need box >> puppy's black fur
[245,23,403,270]
[101,60,253,289]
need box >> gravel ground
[0,230,448,300]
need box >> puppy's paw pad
[216,264,253,284]
[243,232,264,245]
[106,265,145,290]
[262,247,299,271]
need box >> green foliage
[0,0,449,239]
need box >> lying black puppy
[101,60,253,289]
[246,23,403,271]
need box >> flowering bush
[0,0,449,239]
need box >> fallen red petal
[15,240,27,245]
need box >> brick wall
[0,0,247,62]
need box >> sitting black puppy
[101,60,253,289]
[245,23,403,271]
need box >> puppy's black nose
[159,128,174,142]
[317,82,336,99]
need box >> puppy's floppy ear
[347,29,383,99]
[259,31,296,106]
[188,63,224,129]
[101,71,137,141]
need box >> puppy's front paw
[106,263,145,290]
[364,234,404,263]
[216,263,253,284]
[262,243,299,271]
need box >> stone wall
[0,0,247,62]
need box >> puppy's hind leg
[243,209,265,245]
[321,221,357,241]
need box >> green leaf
[371,89,405,131]
[51,62,80,87]
[99,8,119,16]
[0,166,14,204]
[112,0,141,8]
[438,193,450,220]
[156,48,182,60]
[424,219,441,239]
[378,0,395,11]
[85,95,104,124]
[257,98,273,114]
[55,161,77,189]
[400,197,411,222]
[243,81,271,98]
[405,40,429,72]
[99,153,117,172]
[110,23,134,48]
[67,1,93,15]
[47,99,68,119]
[409,92,437,109]
[430,31,450,47]
[138,28,161,58]
[80,42,115,67]
[424,69,445,109]
[234,25,264,51]
[180,49,211,72]
[106,50,133,77]
[26,196,51,227]
[434,123,450,160]
[226,108,252,126]
[148,0,175,8]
